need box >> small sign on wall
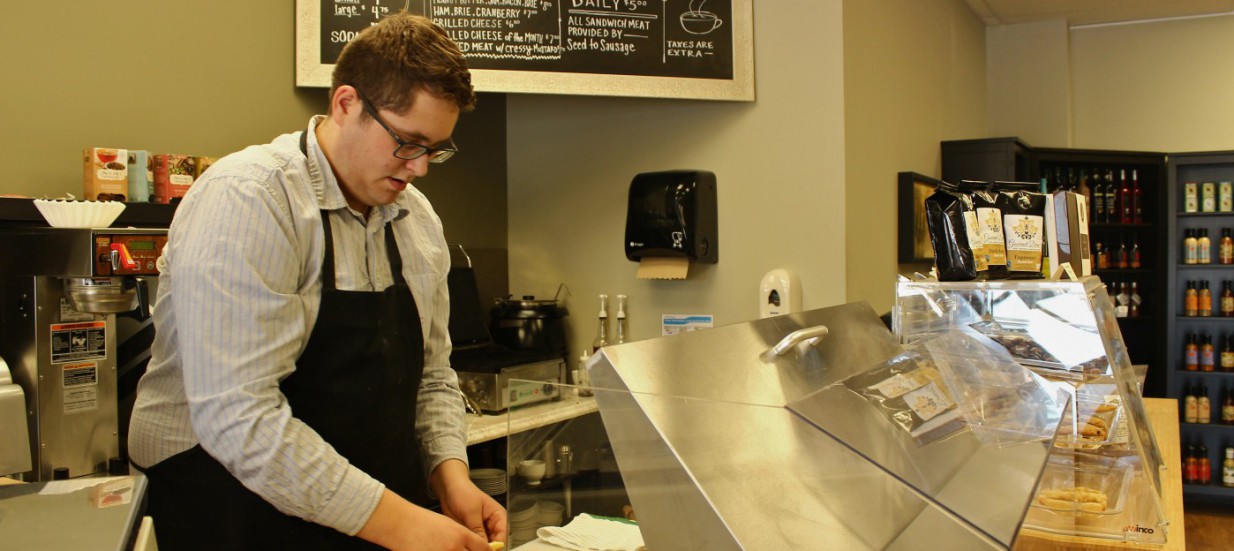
[662,314,713,335]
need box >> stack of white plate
[508,501,539,547]
[468,468,507,497]
[535,500,564,527]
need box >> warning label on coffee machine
[62,362,100,414]
[49,321,107,364]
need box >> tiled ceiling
[964,0,1234,26]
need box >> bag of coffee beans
[994,183,1048,279]
[961,181,1008,280]
[924,181,982,281]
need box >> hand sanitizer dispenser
[759,269,801,318]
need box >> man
[128,13,506,550]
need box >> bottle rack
[1166,151,1234,503]
[940,139,1170,396]
[1032,148,1168,397]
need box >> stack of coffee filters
[508,500,565,547]
[467,468,506,499]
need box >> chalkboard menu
[296,0,754,101]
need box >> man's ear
[331,85,361,119]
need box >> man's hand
[432,459,509,545]
[356,488,491,551]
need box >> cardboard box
[153,154,197,204]
[195,156,217,179]
[83,148,129,201]
[1051,190,1092,277]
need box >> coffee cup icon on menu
[681,0,722,35]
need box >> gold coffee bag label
[1004,214,1044,271]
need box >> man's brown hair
[331,13,476,115]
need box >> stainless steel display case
[505,301,1077,550]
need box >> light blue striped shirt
[128,116,466,536]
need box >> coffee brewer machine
[0,227,165,481]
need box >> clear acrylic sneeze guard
[508,301,1096,550]
[895,276,1169,544]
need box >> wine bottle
[1106,169,1118,223]
[1132,169,1143,223]
[1093,171,1107,221]
[1129,281,1141,317]
[1120,169,1132,223]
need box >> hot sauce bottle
[1223,385,1234,423]
[1199,380,1212,420]
[1185,229,1198,265]
[1221,228,1234,264]
[1185,281,1198,316]
[1200,281,1213,317]
[1185,382,1199,421]
[1202,336,1216,372]
[1224,448,1234,487]
[1199,444,1212,485]
[1222,281,1234,317]
[1185,334,1199,371]
[1200,229,1213,264]
[1221,335,1234,371]
[1186,443,1199,483]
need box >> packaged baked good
[841,351,965,446]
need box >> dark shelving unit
[1166,151,1234,504]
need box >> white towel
[535,513,645,551]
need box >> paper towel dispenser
[624,170,718,263]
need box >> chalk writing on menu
[321,0,734,80]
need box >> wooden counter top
[1014,397,1185,550]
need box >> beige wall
[506,2,847,362]
[1071,15,1234,152]
[0,1,507,251]
[844,0,989,314]
[987,20,1071,146]
[988,14,1234,153]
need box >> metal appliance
[446,250,565,413]
[0,227,165,481]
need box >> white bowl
[34,199,125,228]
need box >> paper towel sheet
[535,513,645,551]
[636,257,688,279]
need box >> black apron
[141,132,428,550]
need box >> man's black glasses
[357,91,457,163]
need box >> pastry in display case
[894,275,1169,544]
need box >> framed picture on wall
[897,172,942,263]
[296,0,755,101]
